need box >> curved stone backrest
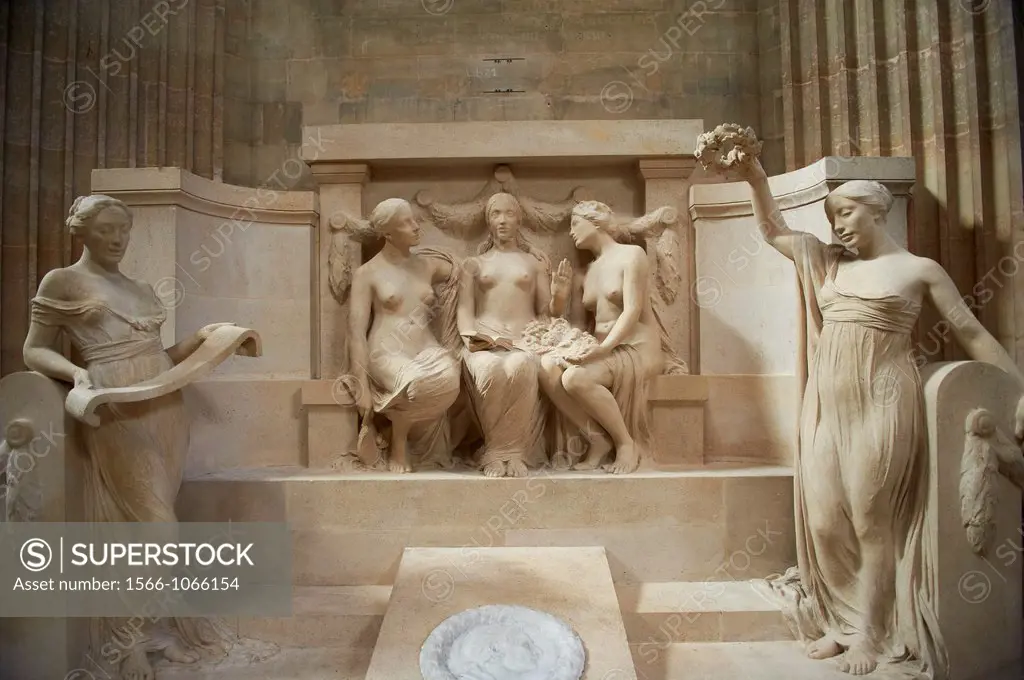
[0,371,88,680]
[922,361,1023,680]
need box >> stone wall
[244,0,761,188]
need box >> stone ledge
[300,374,710,407]
[302,119,704,164]
[184,464,793,483]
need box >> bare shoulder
[624,243,650,268]
[36,267,76,299]
[906,254,948,283]
[352,257,376,286]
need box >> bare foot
[606,441,640,474]
[162,639,199,664]
[551,451,573,470]
[837,642,878,675]
[806,635,842,660]
[388,457,412,473]
[483,460,506,477]
[573,437,612,471]
[506,458,528,478]
[121,647,155,680]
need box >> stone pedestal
[365,547,636,680]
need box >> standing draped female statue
[730,155,1024,677]
[456,193,561,477]
[22,195,231,680]
[537,200,665,475]
[348,198,462,473]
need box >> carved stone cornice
[308,163,370,185]
[638,158,698,181]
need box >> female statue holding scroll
[22,195,234,680]
[731,153,1024,677]
[348,197,462,473]
[538,200,665,475]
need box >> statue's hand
[550,258,573,302]
[727,154,767,184]
[196,322,236,342]
[72,367,92,390]
[564,344,611,366]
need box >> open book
[465,332,517,351]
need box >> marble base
[364,547,635,680]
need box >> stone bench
[300,374,709,469]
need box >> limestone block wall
[245,0,761,188]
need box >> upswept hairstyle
[66,195,132,234]
[571,200,630,241]
[824,180,894,226]
[367,197,410,235]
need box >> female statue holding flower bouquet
[700,124,1024,678]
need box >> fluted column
[0,0,247,374]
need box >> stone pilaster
[638,158,698,372]
[309,162,370,379]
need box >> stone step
[631,641,1024,680]
[154,639,1023,680]
[619,580,791,643]
[235,580,792,650]
[630,641,863,680]
[177,465,796,586]
[155,645,372,680]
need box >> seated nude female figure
[539,200,665,475]
[349,198,461,473]
[457,192,561,477]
